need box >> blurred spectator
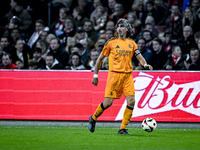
[141,0,159,26]
[32,47,46,69]
[28,59,39,70]
[90,0,103,22]
[131,0,144,21]
[79,38,94,50]
[183,47,200,70]
[27,19,45,49]
[158,32,165,43]
[36,39,50,59]
[109,4,127,24]
[182,6,200,34]
[67,52,85,70]
[1,53,18,69]
[77,0,93,19]
[49,37,69,67]
[105,29,115,41]
[162,31,174,53]
[14,58,25,69]
[127,12,141,40]
[100,56,109,70]
[0,36,12,53]
[50,7,68,34]
[132,37,153,69]
[51,0,73,22]
[46,33,56,46]
[72,42,90,67]
[74,27,88,43]
[165,3,182,40]
[0,45,3,68]
[40,27,50,41]
[45,52,64,70]
[92,6,108,33]
[5,0,32,32]
[143,21,158,37]
[142,30,153,50]
[24,0,49,25]
[191,0,200,19]
[177,25,196,54]
[11,37,31,69]
[57,17,76,46]
[83,20,99,44]
[105,20,115,31]
[72,6,88,27]
[107,0,118,16]
[65,37,77,55]
[10,28,23,42]
[87,49,100,70]
[95,37,106,52]
[164,45,187,70]
[150,38,170,70]
[154,0,169,25]
[194,31,200,47]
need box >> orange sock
[120,105,133,129]
[92,103,105,121]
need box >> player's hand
[92,78,98,86]
[144,64,153,70]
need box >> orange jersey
[101,37,138,73]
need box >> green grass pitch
[0,126,199,150]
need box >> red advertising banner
[0,70,199,122]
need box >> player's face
[116,23,127,38]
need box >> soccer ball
[141,118,157,132]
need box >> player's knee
[103,99,113,108]
[127,97,135,107]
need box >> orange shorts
[105,72,135,99]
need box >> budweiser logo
[115,72,200,121]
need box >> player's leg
[118,95,135,134]
[120,95,135,129]
[92,97,114,120]
[88,97,114,133]
[118,73,135,134]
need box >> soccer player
[88,18,153,134]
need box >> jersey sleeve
[132,41,140,57]
[101,41,111,57]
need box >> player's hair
[115,18,132,38]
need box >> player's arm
[136,53,153,70]
[92,54,106,86]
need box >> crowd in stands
[0,0,200,71]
